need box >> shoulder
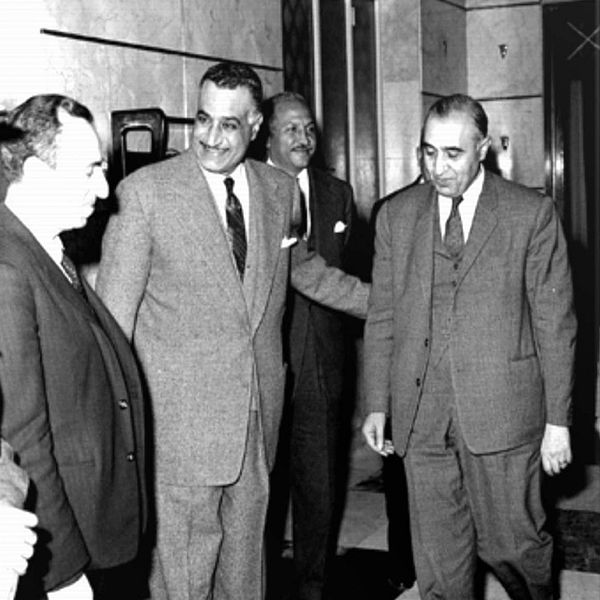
[246,159,295,188]
[117,150,194,193]
[486,172,553,218]
[310,167,352,195]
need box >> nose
[93,168,109,199]
[296,127,308,146]
[205,122,222,147]
[433,153,447,176]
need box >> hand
[0,505,37,575]
[362,412,394,456]
[47,573,93,599]
[540,423,571,476]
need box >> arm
[0,265,88,589]
[290,241,370,319]
[525,198,577,475]
[95,180,152,339]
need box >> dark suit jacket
[364,171,576,455]
[287,167,355,399]
[0,206,146,593]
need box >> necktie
[291,180,308,240]
[61,251,84,294]
[444,195,464,257]
[224,177,247,280]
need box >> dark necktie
[444,195,465,257]
[61,251,84,294]
[224,177,247,280]
[291,179,308,240]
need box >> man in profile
[0,95,147,600]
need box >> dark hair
[0,94,94,183]
[200,62,263,110]
[423,94,488,139]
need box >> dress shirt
[201,163,250,238]
[266,159,312,238]
[437,166,485,243]
[295,168,312,239]
[3,202,70,280]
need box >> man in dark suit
[362,94,575,599]
[96,64,368,600]
[263,91,362,600]
[0,95,147,600]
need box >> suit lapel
[0,206,97,320]
[456,173,498,285]
[245,161,287,334]
[415,187,436,302]
[169,151,247,311]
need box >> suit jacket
[97,152,369,487]
[0,206,146,593]
[364,171,576,455]
[287,167,355,399]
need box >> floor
[274,440,600,599]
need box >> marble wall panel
[467,5,542,98]
[379,0,421,83]
[183,0,282,68]
[482,97,545,188]
[42,0,183,51]
[421,0,468,95]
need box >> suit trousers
[404,353,553,600]
[289,332,341,600]
[149,412,269,600]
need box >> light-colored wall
[378,0,548,192]
[0,0,283,154]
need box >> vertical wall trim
[345,0,356,189]
[374,0,384,196]
[312,0,323,128]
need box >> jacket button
[424,338,429,347]
[126,452,135,462]
[416,378,421,387]
[119,400,129,410]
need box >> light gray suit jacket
[97,151,368,486]
[364,171,576,456]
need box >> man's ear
[478,136,492,162]
[250,112,264,141]
[22,155,50,180]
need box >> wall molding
[39,29,283,73]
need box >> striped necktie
[224,177,247,280]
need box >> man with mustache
[263,92,362,600]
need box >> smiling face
[192,80,263,175]
[421,109,490,198]
[267,98,316,177]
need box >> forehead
[273,100,313,125]
[55,113,101,163]
[198,80,256,116]
[423,111,479,148]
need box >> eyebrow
[196,110,242,125]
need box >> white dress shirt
[201,163,250,238]
[438,166,485,243]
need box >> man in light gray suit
[362,94,575,599]
[96,63,368,600]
